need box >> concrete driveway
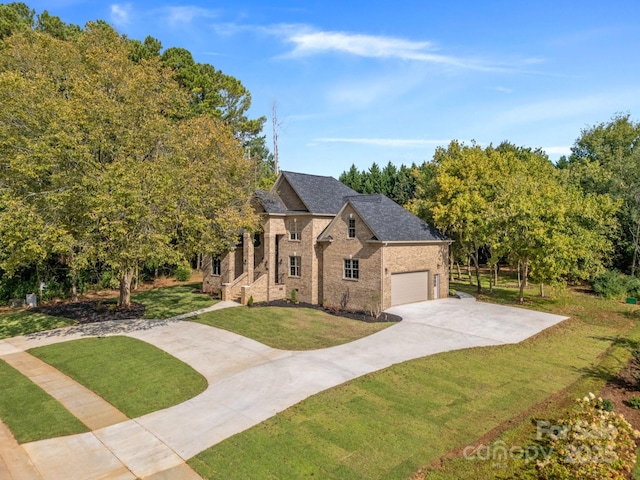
[0,297,567,479]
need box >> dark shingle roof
[254,190,287,214]
[347,194,448,242]
[281,171,359,214]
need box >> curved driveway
[0,297,567,479]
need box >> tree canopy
[0,9,259,306]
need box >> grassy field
[131,283,217,319]
[29,336,207,418]
[192,306,394,350]
[0,311,76,340]
[0,359,88,443]
[189,282,639,479]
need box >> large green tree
[0,23,256,306]
[567,114,640,275]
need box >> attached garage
[391,271,429,306]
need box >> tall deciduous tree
[0,24,256,307]
[568,114,640,275]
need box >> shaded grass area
[0,359,87,443]
[192,306,393,350]
[131,283,217,319]
[29,336,207,418]
[0,311,76,340]
[189,289,635,479]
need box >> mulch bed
[600,354,640,431]
[31,300,146,324]
[255,299,402,323]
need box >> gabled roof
[321,194,449,243]
[279,171,359,214]
[254,190,287,214]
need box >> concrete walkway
[0,297,567,479]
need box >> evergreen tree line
[340,115,640,301]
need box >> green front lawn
[29,336,207,418]
[0,311,76,340]
[192,306,393,350]
[132,283,217,319]
[189,287,637,479]
[0,359,88,443]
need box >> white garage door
[391,271,429,306]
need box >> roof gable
[319,194,449,243]
[278,171,359,214]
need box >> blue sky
[26,0,640,177]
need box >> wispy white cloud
[213,22,539,72]
[315,137,453,147]
[110,3,131,26]
[542,146,572,156]
[158,6,219,27]
[495,86,513,94]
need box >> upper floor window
[348,218,356,238]
[289,220,300,241]
[212,256,221,276]
[290,256,301,277]
[344,258,359,279]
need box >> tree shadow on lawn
[24,317,179,341]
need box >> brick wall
[321,205,383,313]
[382,243,449,308]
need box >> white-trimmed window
[212,257,221,276]
[289,220,300,241]
[344,259,359,279]
[290,256,301,277]
[348,218,356,238]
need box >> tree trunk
[456,262,461,280]
[518,260,528,304]
[494,264,498,286]
[471,252,482,293]
[467,257,472,285]
[71,271,78,302]
[118,269,134,308]
[449,252,454,282]
[517,261,521,287]
[539,282,544,297]
[132,264,139,291]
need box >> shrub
[626,276,640,298]
[536,393,639,479]
[175,263,192,282]
[290,289,297,303]
[100,271,120,290]
[591,271,629,299]
[627,396,640,410]
[596,398,614,412]
[247,295,254,307]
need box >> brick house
[203,171,451,312]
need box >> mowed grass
[0,359,87,443]
[192,306,394,350]
[0,311,76,340]
[29,336,207,418]
[131,283,217,319]
[189,288,637,479]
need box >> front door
[433,274,440,299]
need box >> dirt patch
[256,299,402,323]
[599,355,640,430]
[31,300,146,324]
